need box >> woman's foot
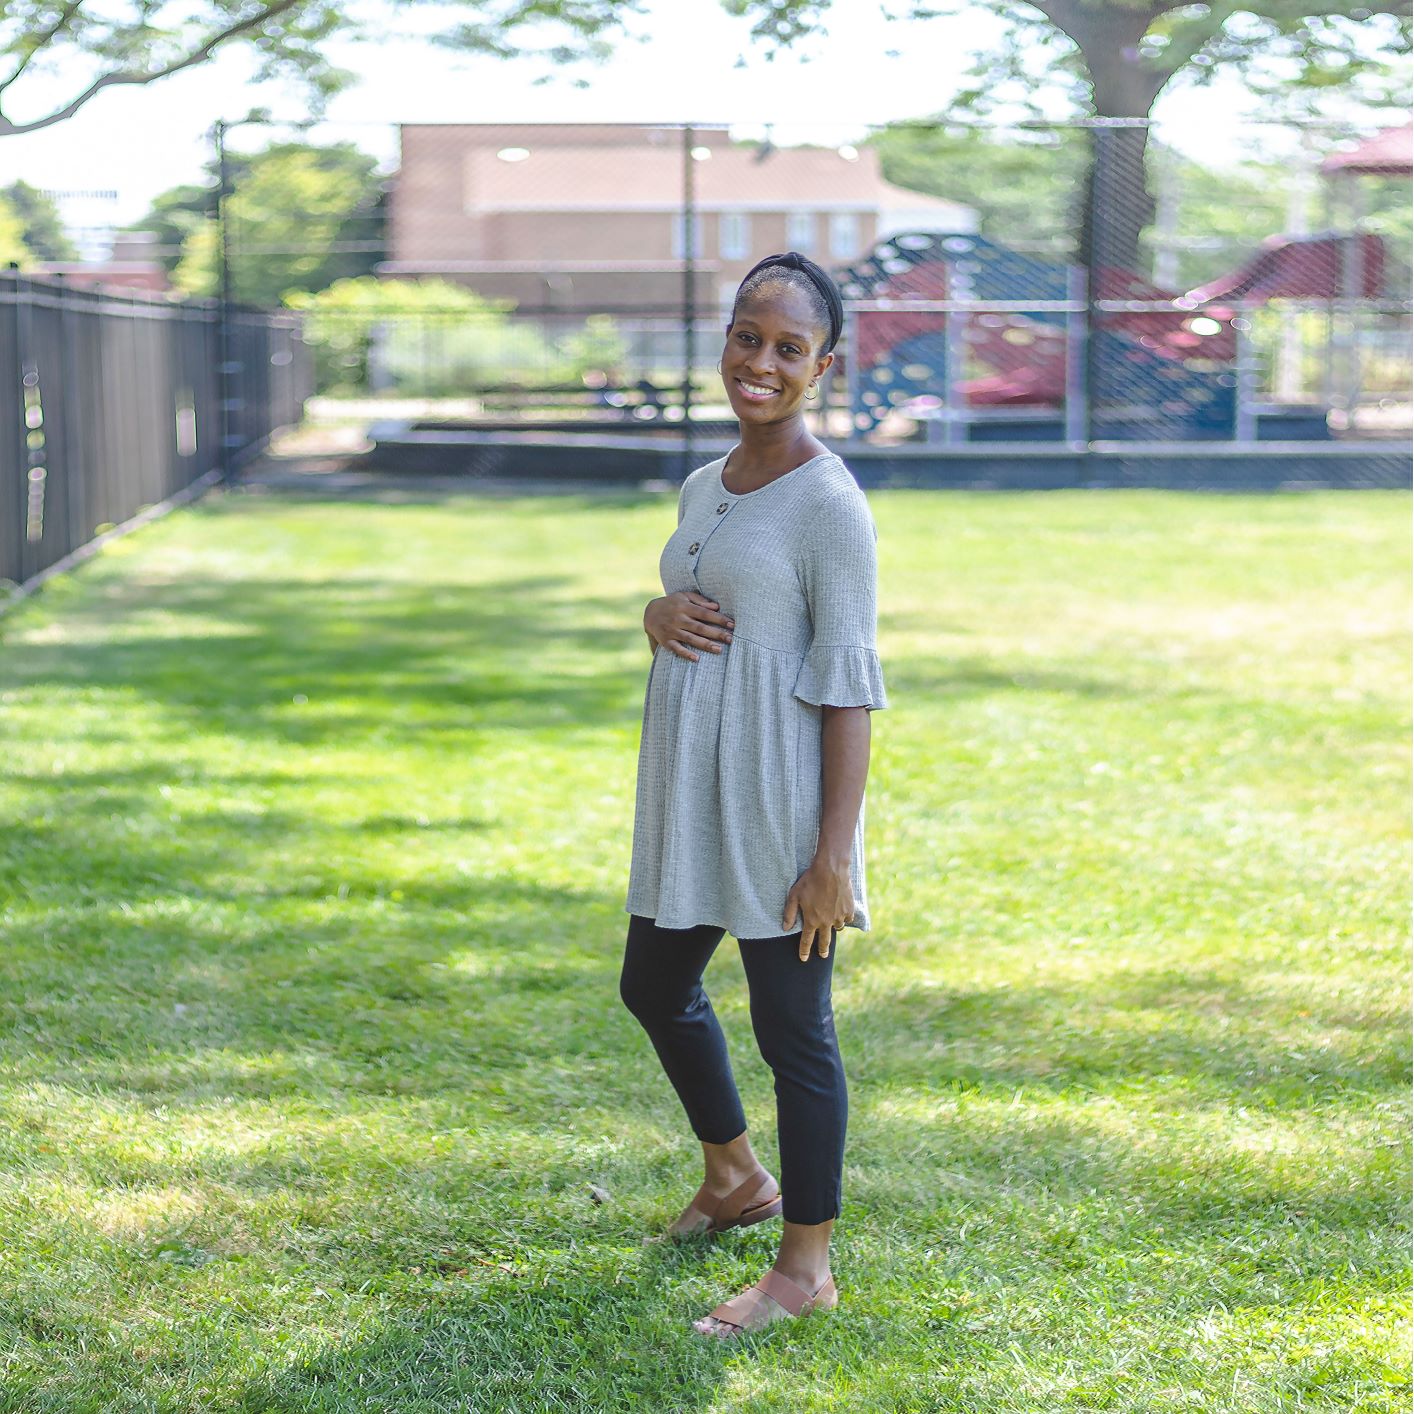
[665,1187,723,1238]
[663,1163,781,1239]
[693,1265,837,1338]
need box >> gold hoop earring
[716,361,722,374]
[806,382,818,400]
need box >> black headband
[735,250,844,353]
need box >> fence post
[15,268,46,577]
[59,276,85,552]
[843,304,859,440]
[681,123,696,482]
[942,307,963,444]
[1234,308,1258,443]
[216,120,232,480]
[1080,120,1105,462]
[1339,186,1367,422]
[215,119,244,484]
[1064,263,1088,451]
[6,264,30,582]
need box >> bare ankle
[775,1220,835,1287]
[774,1255,832,1290]
[701,1132,760,1187]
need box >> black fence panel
[0,277,20,585]
[0,272,310,590]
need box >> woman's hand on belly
[782,858,855,961]
[644,592,735,662]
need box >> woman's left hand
[783,859,855,960]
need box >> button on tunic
[625,451,888,939]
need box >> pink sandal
[681,1165,783,1238]
[695,1268,839,1338]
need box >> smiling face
[720,280,835,427]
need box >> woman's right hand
[644,593,735,661]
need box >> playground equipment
[836,228,1387,442]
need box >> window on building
[829,212,860,259]
[719,212,750,261]
[787,211,816,253]
[671,213,706,260]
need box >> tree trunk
[1076,50,1169,276]
[1038,0,1173,273]
[1080,124,1154,278]
[1034,0,1186,441]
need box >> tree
[285,275,537,394]
[868,121,1409,290]
[124,184,213,276]
[868,124,1089,255]
[286,277,633,393]
[0,1,637,138]
[136,139,386,306]
[0,180,76,261]
[727,0,1411,270]
[0,195,32,265]
[557,313,630,380]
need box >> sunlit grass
[0,483,1408,1412]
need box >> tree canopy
[0,194,31,264]
[727,0,1410,120]
[0,0,638,137]
[870,120,1411,291]
[0,180,76,260]
[16,0,1408,284]
[133,139,386,306]
[732,0,1410,268]
[6,0,1404,145]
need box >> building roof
[1320,122,1413,177]
[402,122,734,149]
[442,129,973,219]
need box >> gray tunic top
[625,450,888,939]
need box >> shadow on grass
[3,765,1405,1120]
[0,492,1406,1411]
[2,494,1167,753]
[2,573,647,741]
[1,871,1405,1409]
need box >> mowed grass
[0,482,1408,1414]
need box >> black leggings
[618,913,848,1225]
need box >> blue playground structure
[835,228,1387,442]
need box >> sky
[0,0,1404,252]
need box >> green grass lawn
[0,482,1408,1413]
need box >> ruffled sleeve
[792,486,889,711]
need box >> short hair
[730,251,843,354]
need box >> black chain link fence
[0,270,310,591]
[203,115,1409,452]
[4,110,1408,570]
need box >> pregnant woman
[619,252,888,1339]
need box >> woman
[619,251,887,1340]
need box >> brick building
[380,123,976,314]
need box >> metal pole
[1276,133,1315,402]
[681,124,696,481]
[1064,263,1088,449]
[59,274,85,556]
[1342,180,1367,423]
[1321,167,1337,411]
[1152,151,1179,290]
[843,305,860,440]
[10,264,38,581]
[1234,309,1258,443]
[942,307,963,444]
[1082,123,1104,457]
[215,119,239,484]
